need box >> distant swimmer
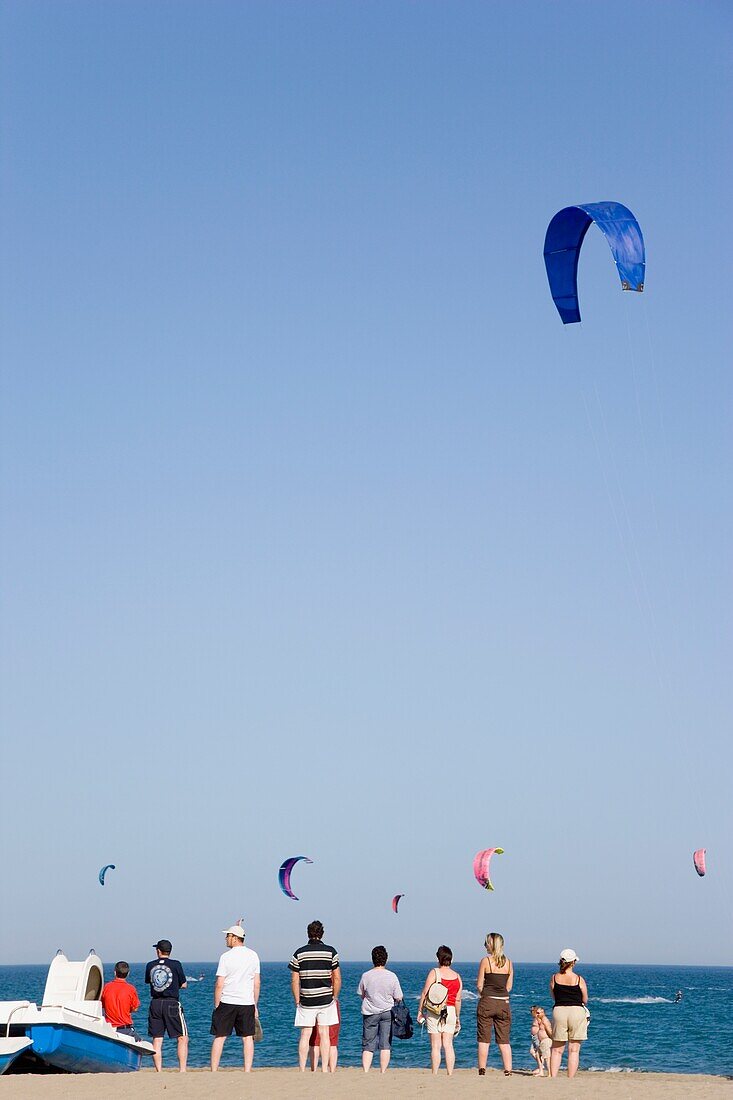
[674,990,683,1003]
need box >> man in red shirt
[101,961,141,1038]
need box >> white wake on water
[594,996,673,1004]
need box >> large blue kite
[544,201,645,324]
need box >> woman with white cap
[548,949,588,1078]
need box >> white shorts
[426,1005,457,1036]
[294,1001,339,1028]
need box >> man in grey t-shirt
[357,946,403,1073]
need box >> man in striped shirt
[289,920,341,1072]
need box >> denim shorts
[362,1009,392,1052]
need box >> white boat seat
[42,953,104,1008]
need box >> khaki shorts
[552,1005,587,1042]
[539,1037,552,1058]
[426,1004,457,1036]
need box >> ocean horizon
[2,961,731,1075]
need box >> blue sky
[1,0,731,966]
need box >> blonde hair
[485,932,506,969]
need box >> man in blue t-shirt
[145,939,188,1072]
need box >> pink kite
[473,848,504,892]
[693,849,706,877]
[392,894,405,914]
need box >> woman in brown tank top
[476,932,513,1076]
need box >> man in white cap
[210,922,261,1072]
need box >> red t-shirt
[101,978,140,1027]
[442,977,461,1006]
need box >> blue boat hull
[28,1024,143,1073]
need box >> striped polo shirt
[288,940,340,1008]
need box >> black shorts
[210,1002,256,1038]
[148,999,188,1039]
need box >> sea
[1,962,731,1075]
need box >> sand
[0,1069,730,1099]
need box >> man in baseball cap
[211,921,261,1072]
[145,939,188,1072]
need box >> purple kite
[392,894,405,914]
[473,848,504,892]
[278,856,313,900]
[693,849,706,877]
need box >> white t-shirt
[216,945,260,1005]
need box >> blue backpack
[391,999,414,1040]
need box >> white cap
[223,925,245,939]
[559,948,578,963]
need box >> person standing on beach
[309,999,340,1072]
[145,938,188,1072]
[548,948,588,1078]
[101,961,141,1039]
[289,920,341,1072]
[210,923,261,1072]
[358,945,403,1073]
[529,1005,552,1076]
[476,931,513,1076]
[417,946,463,1076]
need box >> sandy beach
[0,1069,730,1099]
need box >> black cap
[153,939,172,953]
